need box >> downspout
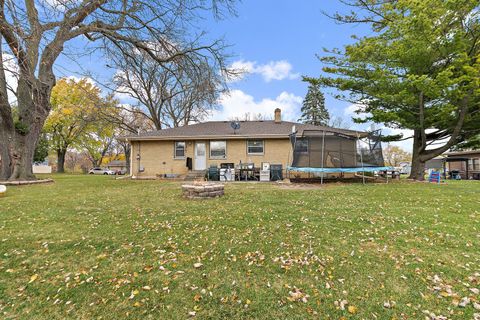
[128,138,133,178]
[137,141,141,175]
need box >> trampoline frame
[288,128,393,184]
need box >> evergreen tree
[313,0,480,180]
[298,81,330,126]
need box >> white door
[194,142,207,170]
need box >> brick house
[444,150,480,180]
[122,109,365,179]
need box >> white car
[88,167,116,175]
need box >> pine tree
[298,82,330,126]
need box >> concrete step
[184,170,206,181]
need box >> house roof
[122,120,367,141]
[445,150,480,157]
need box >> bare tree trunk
[0,124,12,180]
[9,128,41,181]
[8,116,47,180]
[7,75,51,181]
[57,148,67,173]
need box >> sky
[50,0,412,150]
[202,1,365,123]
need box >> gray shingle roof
[107,160,127,166]
[124,120,366,141]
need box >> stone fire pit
[182,182,224,199]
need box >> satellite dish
[230,121,240,134]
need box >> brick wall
[130,138,293,178]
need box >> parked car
[114,168,127,175]
[88,167,115,175]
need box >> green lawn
[0,175,479,319]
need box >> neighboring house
[106,160,127,173]
[444,150,480,180]
[425,157,445,170]
[397,161,411,175]
[122,108,365,179]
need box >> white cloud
[344,104,360,116]
[229,59,299,82]
[209,89,302,121]
[383,127,413,152]
[65,75,97,86]
[2,53,18,103]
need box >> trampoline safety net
[289,129,391,173]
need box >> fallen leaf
[458,297,470,307]
[144,266,153,273]
[29,274,39,283]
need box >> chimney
[274,108,281,123]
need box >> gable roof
[123,120,367,141]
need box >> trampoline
[287,128,393,183]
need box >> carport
[442,157,469,179]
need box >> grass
[0,175,479,319]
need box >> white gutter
[123,134,292,141]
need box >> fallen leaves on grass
[287,288,309,303]
[347,305,357,314]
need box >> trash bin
[208,166,219,181]
[270,164,283,181]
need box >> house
[444,150,480,180]
[122,108,367,179]
[106,160,127,174]
[397,161,411,175]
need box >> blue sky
[53,1,368,121]
[200,0,369,123]
[51,1,411,150]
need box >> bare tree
[109,43,229,130]
[328,116,351,129]
[229,113,272,121]
[0,0,235,181]
[97,104,154,174]
[65,151,84,172]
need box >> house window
[174,141,185,158]
[469,158,479,171]
[247,140,264,155]
[210,141,226,158]
[295,138,309,153]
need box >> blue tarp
[287,166,394,173]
